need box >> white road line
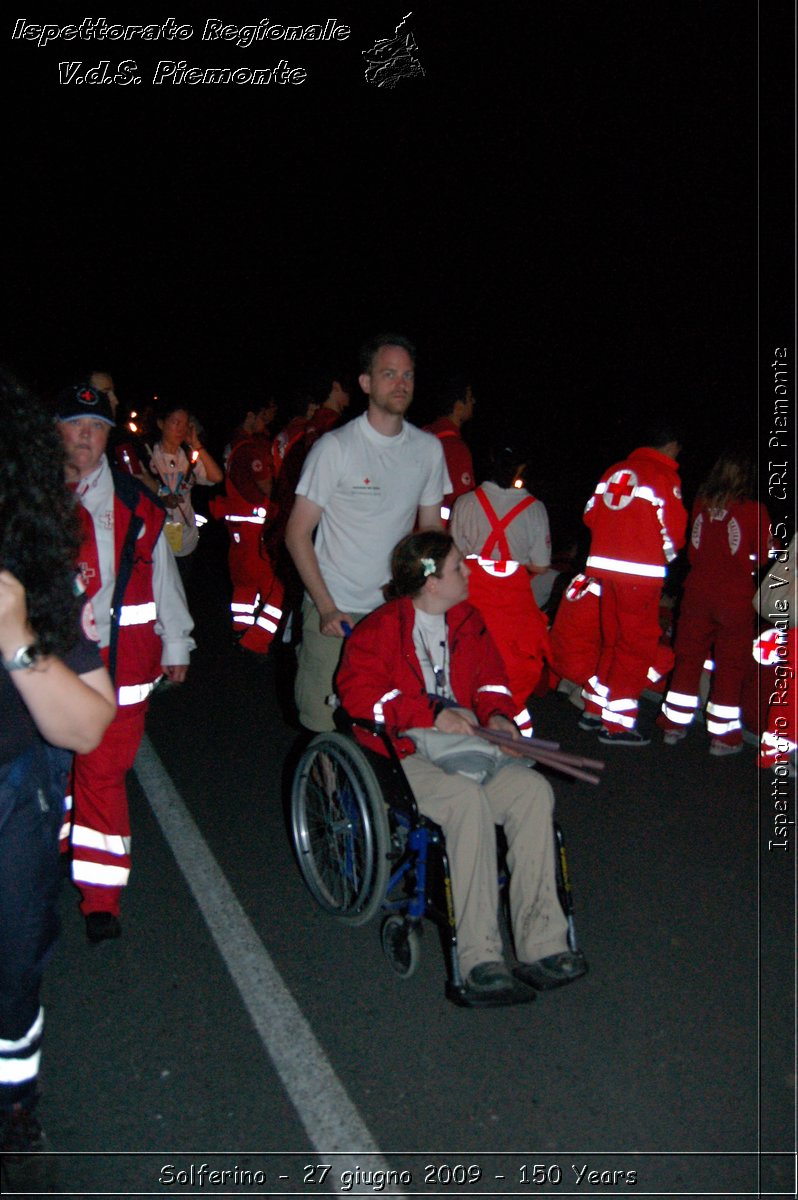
[134,734,399,1189]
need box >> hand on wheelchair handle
[319,608,353,638]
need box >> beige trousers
[295,598,368,732]
[401,755,568,980]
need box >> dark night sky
[3,2,791,529]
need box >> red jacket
[77,472,166,698]
[305,405,342,452]
[226,434,272,506]
[423,417,474,510]
[336,596,516,758]
[584,446,687,581]
[684,498,771,598]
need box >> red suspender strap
[474,486,536,560]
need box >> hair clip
[421,557,437,578]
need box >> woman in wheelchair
[335,530,587,997]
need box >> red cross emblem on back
[603,468,638,510]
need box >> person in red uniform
[423,376,476,520]
[657,450,773,754]
[336,530,586,996]
[450,444,551,735]
[211,403,284,654]
[550,573,675,711]
[581,426,687,745]
[56,383,195,941]
[266,374,353,645]
[303,376,351,453]
[271,392,317,479]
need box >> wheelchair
[290,710,579,1008]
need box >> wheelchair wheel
[380,915,422,978]
[291,733,391,926]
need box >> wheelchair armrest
[334,707,419,819]
[334,707,396,755]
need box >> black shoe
[466,961,514,994]
[597,727,650,747]
[513,950,588,991]
[577,714,603,732]
[85,912,122,943]
[0,1102,58,1193]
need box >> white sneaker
[709,740,743,757]
[663,730,686,746]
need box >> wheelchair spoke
[290,734,391,925]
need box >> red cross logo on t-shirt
[603,469,638,510]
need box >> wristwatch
[2,644,39,672]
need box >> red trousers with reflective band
[549,576,601,689]
[657,588,754,745]
[228,523,284,654]
[583,577,662,732]
[65,701,147,916]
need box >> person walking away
[450,443,551,735]
[580,425,687,745]
[657,449,773,755]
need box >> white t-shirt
[412,608,452,700]
[450,481,551,567]
[296,412,450,613]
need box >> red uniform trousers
[552,577,673,700]
[583,577,662,732]
[466,561,549,735]
[66,700,148,917]
[228,521,285,654]
[657,587,754,745]
[548,575,602,690]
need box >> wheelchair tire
[380,915,422,979]
[291,733,391,926]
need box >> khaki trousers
[295,598,368,732]
[401,755,568,980]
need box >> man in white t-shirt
[286,334,450,730]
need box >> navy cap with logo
[55,383,115,426]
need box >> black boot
[0,1100,58,1194]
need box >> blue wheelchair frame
[290,709,576,1008]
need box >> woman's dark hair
[0,366,82,656]
[384,530,454,600]
[154,399,189,422]
[486,443,525,490]
[696,448,756,509]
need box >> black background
[3,2,793,540]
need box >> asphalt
[28,528,796,1198]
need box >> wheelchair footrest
[445,980,538,1009]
